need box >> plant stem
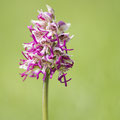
[42,71,49,120]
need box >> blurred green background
[0,0,120,120]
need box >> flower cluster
[19,5,74,86]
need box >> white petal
[70,35,74,39]
[46,5,54,14]
[19,64,27,70]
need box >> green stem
[42,71,49,120]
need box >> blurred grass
[0,0,120,120]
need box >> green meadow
[0,0,120,120]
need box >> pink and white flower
[19,5,74,86]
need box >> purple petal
[31,34,38,44]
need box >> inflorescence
[19,5,74,86]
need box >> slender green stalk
[42,71,49,120]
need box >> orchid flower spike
[19,5,74,86]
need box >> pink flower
[19,5,74,86]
